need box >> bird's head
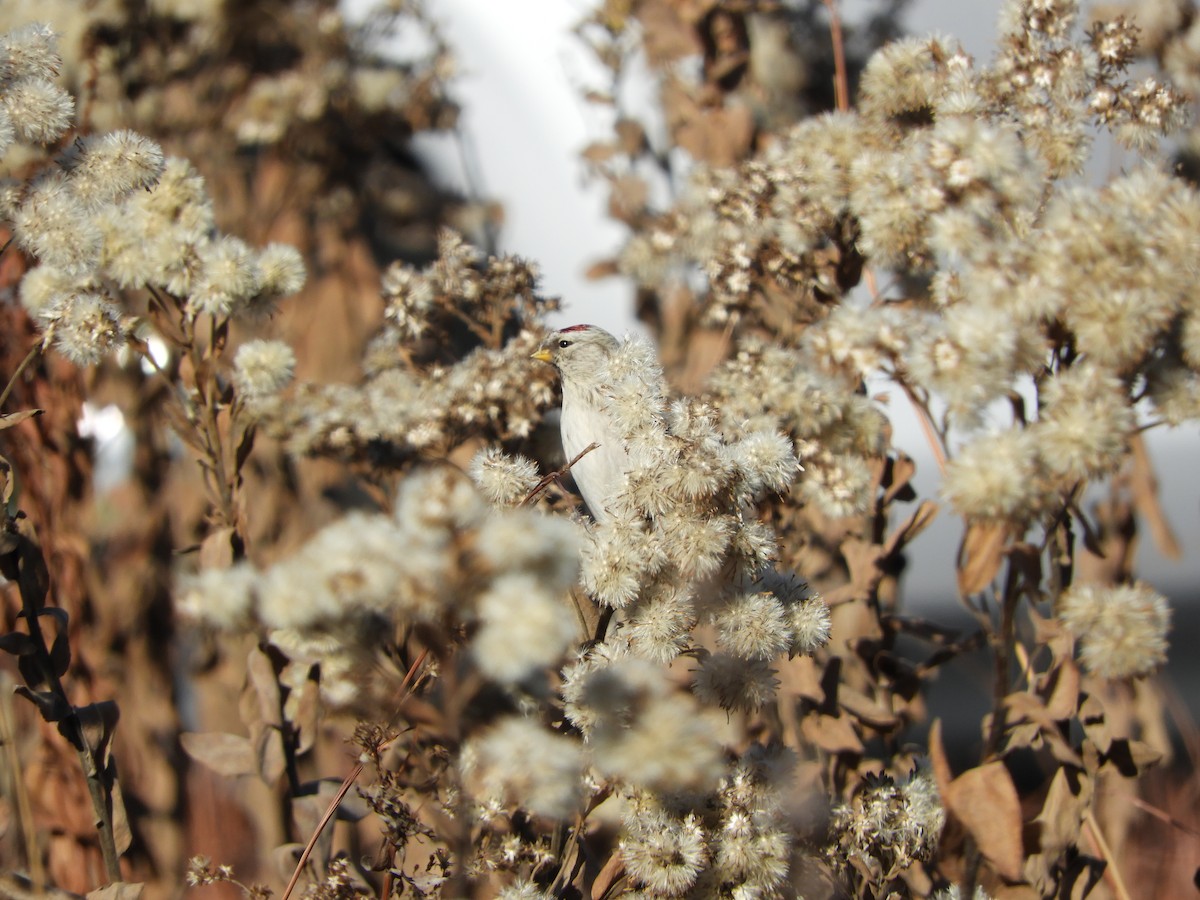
[532,325,620,384]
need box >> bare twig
[521,441,600,508]
[896,379,948,474]
[0,344,42,413]
[0,683,44,892]
[1084,810,1132,900]
[1130,797,1200,838]
[279,648,430,900]
[823,0,850,113]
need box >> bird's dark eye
[558,339,571,348]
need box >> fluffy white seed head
[462,717,584,820]
[713,591,792,661]
[43,292,125,365]
[175,564,258,630]
[472,573,577,684]
[13,173,101,273]
[469,446,540,507]
[693,653,780,712]
[233,339,296,407]
[942,429,1044,521]
[790,594,832,655]
[189,235,260,317]
[1058,582,1170,679]
[62,130,165,209]
[620,807,709,896]
[256,242,307,296]
[0,23,62,83]
[1,77,74,144]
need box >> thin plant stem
[897,380,948,474]
[11,548,122,882]
[0,344,42,413]
[279,761,365,900]
[1084,810,1132,900]
[521,441,600,507]
[824,0,850,114]
[0,684,45,891]
[984,561,1021,759]
[279,647,430,900]
[1130,797,1200,838]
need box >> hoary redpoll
[533,325,630,523]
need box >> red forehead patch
[559,324,594,333]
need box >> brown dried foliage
[0,2,1197,900]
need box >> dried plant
[0,1,1198,899]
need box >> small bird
[533,325,630,523]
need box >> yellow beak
[531,348,553,364]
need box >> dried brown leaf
[273,842,306,882]
[0,409,43,432]
[581,142,619,165]
[1002,693,1083,765]
[927,719,952,797]
[0,631,35,656]
[837,685,901,730]
[254,724,287,785]
[882,453,917,504]
[288,675,320,756]
[1041,658,1081,721]
[1078,693,1110,754]
[199,526,237,571]
[636,0,703,64]
[87,882,144,900]
[591,850,625,900]
[775,655,824,703]
[14,686,68,722]
[1033,765,1092,860]
[841,537,885,604]
[945,762,1024,881]
[993,886,1042,900]
[674,104,754,167]
[884,500,939,556]
[1029,607,1074,666]
[800,712,864,755]
[180,731,256,778]
[585,259,621,281]
[608,175,649,223]
[109,771,133,854]
[957,520,1009,596]
[1007,541,1042,594]
[291,784,339,873]
[614,118,647,155]
[1103,737,1162,777]
[0,454,12,513]
[246,646,282,728]
[73,700,119,761]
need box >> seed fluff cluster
[1057,581,1171,680]
[615,0,1197,537]
[533,331,829,697]
[827,770,946,883]
[178,467,583,703]
[0,23,307,372]
[274,231,558,462]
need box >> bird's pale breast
[560,382,630,522]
